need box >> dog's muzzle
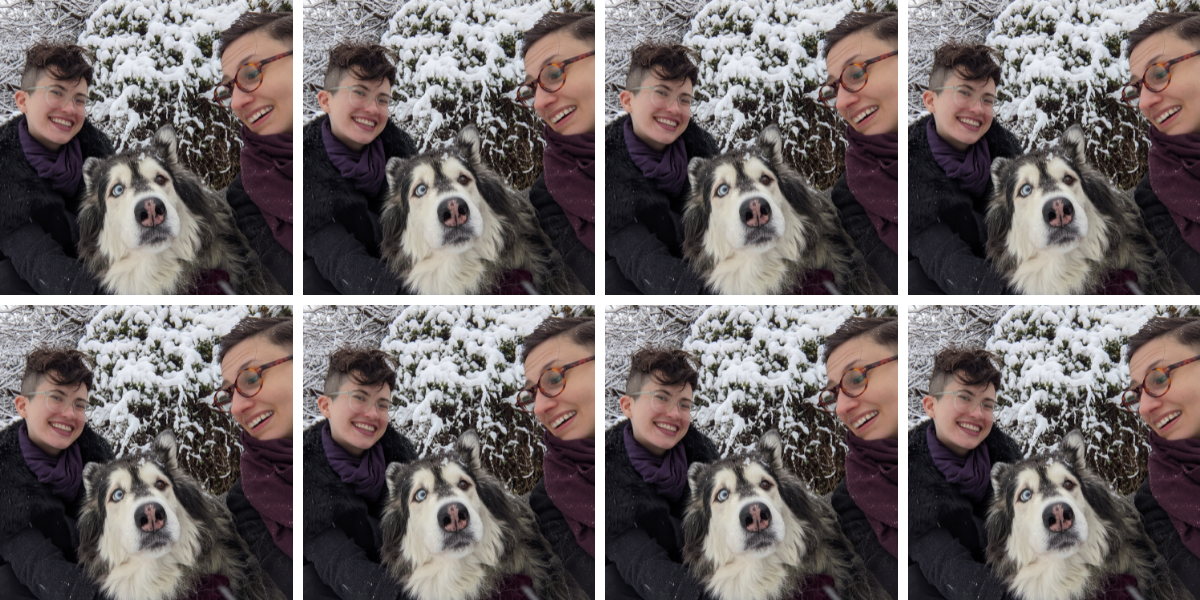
[1042,196,1081,245]
[137,501,167,532]
[439,198,470,229]
[739,501,778,551]
[740,198,772,229]
[438,501,474,550]
[1043,501,1079,549]
[137,197,167,229]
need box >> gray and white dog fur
[77,430,284,600]
[683,431,889,600]
[380,125,587,295]
[987,430,1192,600]
[78,124,284,295]
[682,125,889,295]
[986,124,1191,295]
[379,430,587,600]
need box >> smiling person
[0,347,113,599]
[821,12,899,294]
[216,11,293,292]
[908,347,1021,600]
[909,43,1021,295]
[606,347,719,600]
[0,43,112,294]
[519,11,596,293]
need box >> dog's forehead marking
[105,468,133,497]
[432,157,469,193]
[132,462,167,497]
[735,158,770,193]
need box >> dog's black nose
[439,502,470,533]
[1043,198,1074,228]
[1043,502,1074,532]
[137,502,167,533]
[136,197,167,228]
[438,198,469,228]
[740,198,771,227]
[740,502,772,533]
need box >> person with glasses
[0,42,113,295]
[215,12,294,293]
[909,43,1023,296]
[1123,317,1200,597]
[0,347,114,600]
[606,346,719,600]
[304,42,417,295]
[821,12,899,294]
[1123,13,1200,294]
[303,347,418,600]
[908,346,1020,600]
[217,316,294,599]
[605,42,716,295]
[519,12,596,293]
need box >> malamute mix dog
[986,430,1190,600]
[379,430,586,600]
[681,125,889,295]
[380,126,586,295]
[78,125,285,295]
[77,431,284,600]
[682,431,889,600]
[986,125,1190,295]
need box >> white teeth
[852,411,878,429]
[354,422,378,433]
[959,421,981,432]
[654,117,679,127]
[853,106,878,123]
[959,117,981,127]
[353,117,377,127]
[1157,106,1181,124]
[50,422,74,433]
[249,106,273,123]
[551,411,576,428]
[50,117,73,127]
[1156,411,1182,429]
[248,411,273,428]
[655,422,679,432]
[551,106,576,124]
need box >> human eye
[1151,370,1171,385]
[679,96,694,107]
[544,370,565,386]
[352,88,367,99]
[982,400,997,412]
[50,89,63,98]
[983,95,997,106]
[845,370,867,385]
[957,88,973,99]
[543,65,565,82]
[241,370,262,386]
[678,400,694,412]
[377,401,392,412]
[654,88,670,98]
[1151,65,1171,82]
[846,66,867,81]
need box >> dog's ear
[83,462,102,497]
[687,157,709,191]
[758,430,785,472]
[1061,429,1087,468]
[82,157,104,195]
[757,124,785,168]
[990,461,1010,495]
[152,125,181,169]
[385,462,404,498]
[1060,124,1087,167]
[687,461,707,493]
[385,157,408,196]
[455,125,484,171]
[153,430,179,470]
[455,429,483,472]
[990,157,1010,191]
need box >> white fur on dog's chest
[1008,251,1094,295]
[706,250,792,295]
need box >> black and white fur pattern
[78,125,284,295]
[683,431,889,600]
[380,430,586,600]
[986,125,1191,295]
[77,430,284,600]
[987,430,1191,600]
[380,126,586,295]
[682,125,888,295]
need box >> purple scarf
[843,430,898,558]
[321,118,386,198]
[1147,430,1200,558]
[623,422,688,503]
[18,422,82,500]
[321,422,386,502]
[542,125,595,252]
[541,429,595,557]
[1147,126,1200,254]
[240,126,293,253]
[843,126,898,252]
[927,118,992,198]
[927,422,991,503]
[239,429,293,558]
[19,118,83,197]
[623,118,689,198]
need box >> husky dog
[77,430,284,600]
[380,126,586,295]
[987,430,1191,600]
[682,431,889,600]
[986,125,1190,295]
[78,125,284,295]
[379,430,586,600]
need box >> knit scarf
[542,125,595,252]
[321,117,387,198]
[321,422,387,502]
[927,117,992,198]
[238,429,293,558]
[239,126,294,253]
[541,429,595,557]
[623,118,689,198]
[843,126,898,252]
[1147,430,1200,558]
[927,422,992,503]
[624,422,689,503]
[18,422,82,500]
[843,430,898,557]
[19,117,83,197]
[1147,125,1200,254]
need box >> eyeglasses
[327,390,397,414]
[626,390,694,414]
[26,390,90,415]
[212,355,293,412]
[626,86,694,111]
[211,50,294,108]
[928,390,997,415]
[927,85,997,111]
[325,85,394,110]
[514,356,596,412]
[515,51,596,108]
[1120,354,1200,412]
[817,50,898,108]
[1120,51,1200,108]
[817,355,898,411]
[23,86,87,110]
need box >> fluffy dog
[987,430,1191,600]
[77,430,284,600]
[683,431,889,600]
[78,125,284,295]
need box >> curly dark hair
[822,11,898,59]
[21,346,94,395]
[1127,317,1200,361]
[520,317,595,365]
[519,11,594,58]
[21,42,94,90]
[323,347,398,396]
[927,346,1002,396]
[626,42,698,89]
[217,317,293,365]
[323,42,397,90]
[625,347,699,396]
[1126,12,1200,59]
[217,11,293,60]
[928,42,1002,90]
[823,317,898,364]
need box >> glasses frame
[211,50,294,107]
[212,355,293,412]
[625,85,695,112]
[1120,354,1200,411]
[324,85,394,110]
[515,51,596,108]
[626,390,694,414]
[1121,51,1200,108]
[514,355,596,412]
[327,390,398,414]
[927,390,998,415]
[25,390,90,415]
[23,86,88,110]
[818,355,899,411]
[818,50,898,108]
[927,85,998,111]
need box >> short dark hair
[625,42,698,89]
[21,42,94,89]
[217,317,293,364]
[823,11,898,59]
[324,42,397,90]
[1127,317,1200,361]
[21,346,94,395]
[323,347,398,396]
[823,317,898,363]
[928,42,1002,90]
[625,347,699,396]
[217,11,293,60]
[520,11,595,59]
[520,317,595,363]
[1127,12,1200,59]
[927,346,1002,395]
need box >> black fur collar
[0,420,113,537]
[302,421,418,535]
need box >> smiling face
[15,372,87,457]
[620,373,693,457]
[1130,335,1200,441]
[619,72,693,152]
[318,72,391,153]
[923,72,995,152]
[524,337,595,441]
[220,336,293,441]
[318,374,391,457]
[922,374,996,456]
[220,30,293,136]
[828,336,898,440]
[1130,30,1200,135]
[825,31,898,136]
[523,31,595,136]
[15,70,87,152]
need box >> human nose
[533,84,556,111]
[1139,86,1163,117]
[231,85,254,118]
[231,389,255,419]
[533,389,558,418]
[1138,387,1163,418]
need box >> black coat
[303,422,418,600]
[303,115,417,295]
[605,115,717,295]
[0,421,114,600]
[1134,175,1200,293]
[0,115,111,294]
[226,173,291,293]
[606,420,720,600]
[909,420,1022,600]
[1135,480,1200,597]
[528,174,595,293]
[529,478,594,598]
[831,479,897,599]
[909,114,1022,295]
[227,478,292,599]
[830,174,899,294]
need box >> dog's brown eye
[1063,480,1075,491]
[1063,174,1076,186]
[155,174,167,185]
[760,479,773,491]
[155,480,167,491]
[760,174,773,186]
[458,174,471,185]
[458,480,471,491]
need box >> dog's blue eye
[111,489,124,502]
[716,489,729,502]
[1019,489,1032,502]
[414,489,427,502]
[716,184,729,197]
[1019,184,1032,197]
[414,184,427,197]
[111,184,124,197]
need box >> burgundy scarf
[239,429,293,558]
[1147,126,1200,254]
[240,126,294,253]
[927,422,992,502]
[843,430,898,557]
[1148,430,1200,558]
[19,118,83,196]
[321,118,386,198]
[927,118,992,198]
[542,125,595,252]
[623,118,689,198]
[542,429,595,557]
[843,126,898,253]
[18,422,82,500]
[322,422,387,502]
